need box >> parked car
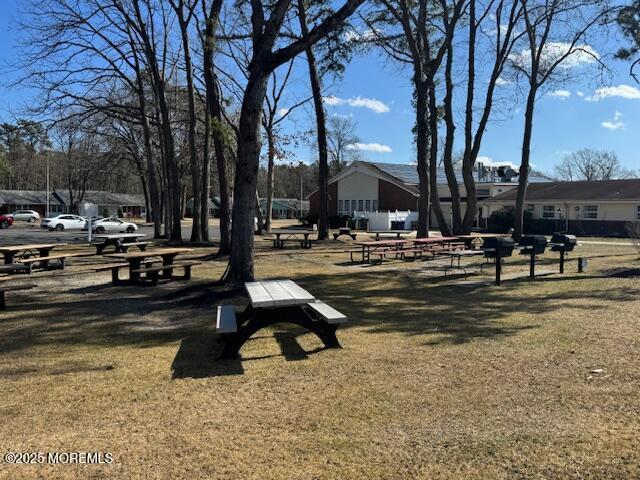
[91,217,138,234]
[11,210,40,222]
[81,216,104,230]
[0,214,14,229]
[41,214,86,231]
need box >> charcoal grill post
[529,252,536,278]
[495,249,502,286]
[559,250,565,274]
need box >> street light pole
[46,156,50,218]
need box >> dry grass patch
[0,240,639,479]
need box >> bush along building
[482,179,640,236]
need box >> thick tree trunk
[415,84,430,238]
[428,85,451,237]
[202,6,231,253]
[299,0,329,240]
[461,0,478,234]
[227,72,270,283]
[134,69,162,238]
[264,131,275,231]
[442,42,461,234]
[514,86,536,240]
[200,104,211,241]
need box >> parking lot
[0,220,221,245]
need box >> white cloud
[586,84,640,101]
[601,111,624,130]
[576,91,584,97]
[549,89,571,100]
[277,108,290,117]
[345,142,392,153]
[476,155,517,169]
[510,42,599,72]
[322,95,390,113]
[496,77,511,86]
[344,28,378,43]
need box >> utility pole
[46,156,50,218]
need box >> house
[482,179,640,236]
[259,198,310,219]
[185,198,220,217]
[0,190,146,218]
[308,160,549,226]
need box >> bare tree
[554,149,637,180]
[509,0,611,240]
[261,61,309,231]
[365,0,467,237]
[225,0,366,284]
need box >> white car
[42,214,86,231]
[11,209,40,222]
[91,217,138,234]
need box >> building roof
[366,161,550,186]
[0,189,145,206]
[486,179,640,202]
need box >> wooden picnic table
[92,233,147,254]
[368,230,411,240]
[105,247,193,284]
[351,239,407,263]
[0,243,66,265]
[216,279,347,359]
[270,229,316,248]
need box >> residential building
[482,179,640,236]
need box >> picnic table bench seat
[0,263,30,274]
[0,282,36,310]
[130,260,202,285]
[216,305,238,333]
[93,260,158,284]
[19,253,79,272]
[305,300,348,324]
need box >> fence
[352,210,418,230]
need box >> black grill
[519,235,548,255]
[550,233,577,252]
[482,237,515,259]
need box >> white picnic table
[216,279,347,359]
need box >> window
[372,200,378,211]
[338,200,343,214]
[351,200,357,213]
[637,205,640,221]
[583,205,598,219]
[365,200,371,211]
[358,200,364,211]
[542,205,555,219]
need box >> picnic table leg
[129,259,142,284]
[162,255,176,279]
[220,306,340,359]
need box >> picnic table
[0,243,66,265]
[333,227,357,241]
[407,236,465,260]
[216,279,347,359]
[270,229,316,248]
[105,247,194,284]
[368,230,411,240]
[350,239,407,263]
[92,233,147,254]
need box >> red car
[0,214,14,229]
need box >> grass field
[1,235,639,479]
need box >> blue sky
[1,0,638,175]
